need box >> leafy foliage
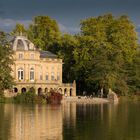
[0,31,14,92]
[27,16,61,51]
[9,14,140,96]
[13,91,37,104]
[58,34,79,82]
[11,23,27,36]
[126,50,140,94]
[74,14,138,94]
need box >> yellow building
[8,36,76,96]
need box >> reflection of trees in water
[63,102,140,140]
[0,104,12,140]
[62,102,76,127]
[63,103,116,140]
[1,101,140,140]
[62,102,77,140]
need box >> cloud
[0,18,32,31]
[135,24,140,33]
[0,18,80,34]
[58,23,80,34]
[137,24,140,28]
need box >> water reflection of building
[62,102,76,127]
[3,103,77,140]
[4,104,63,140]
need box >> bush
[47,91,62,104]
[35,95,47,104]
[14,91,37,104]
[13,91,48,104]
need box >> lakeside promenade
[62,96,110,104]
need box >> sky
[0,0,140,34]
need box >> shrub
[13,91,48,104]
[14,91,37,104]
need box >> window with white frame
[30,68,34,81]
[18,68,24,80]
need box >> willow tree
[74,14,138,95]
[28,16,61,51]
[0,32,14,93]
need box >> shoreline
[62,96,111,104]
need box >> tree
[126,49,140,94]
[80,14,138,62]
[0,31,14,93]
[73,36,97,94]
[28,16,61,51]
[11,23,27,36]
[58,34,78,82]
[74,14,138,95]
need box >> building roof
[10,36,58,59]
[40,51,57,58]
[11,36,36,51]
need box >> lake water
[0,99,140,140]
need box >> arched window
[30,68,34,81]
[45,88,48,93]
[21,87,26,93]
[14,87,18,93]
[17,39,25,50]
[18,68,24,80]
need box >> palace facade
[7,36,76,96]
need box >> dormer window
[17,39,25,50]
[29,42,34,50]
